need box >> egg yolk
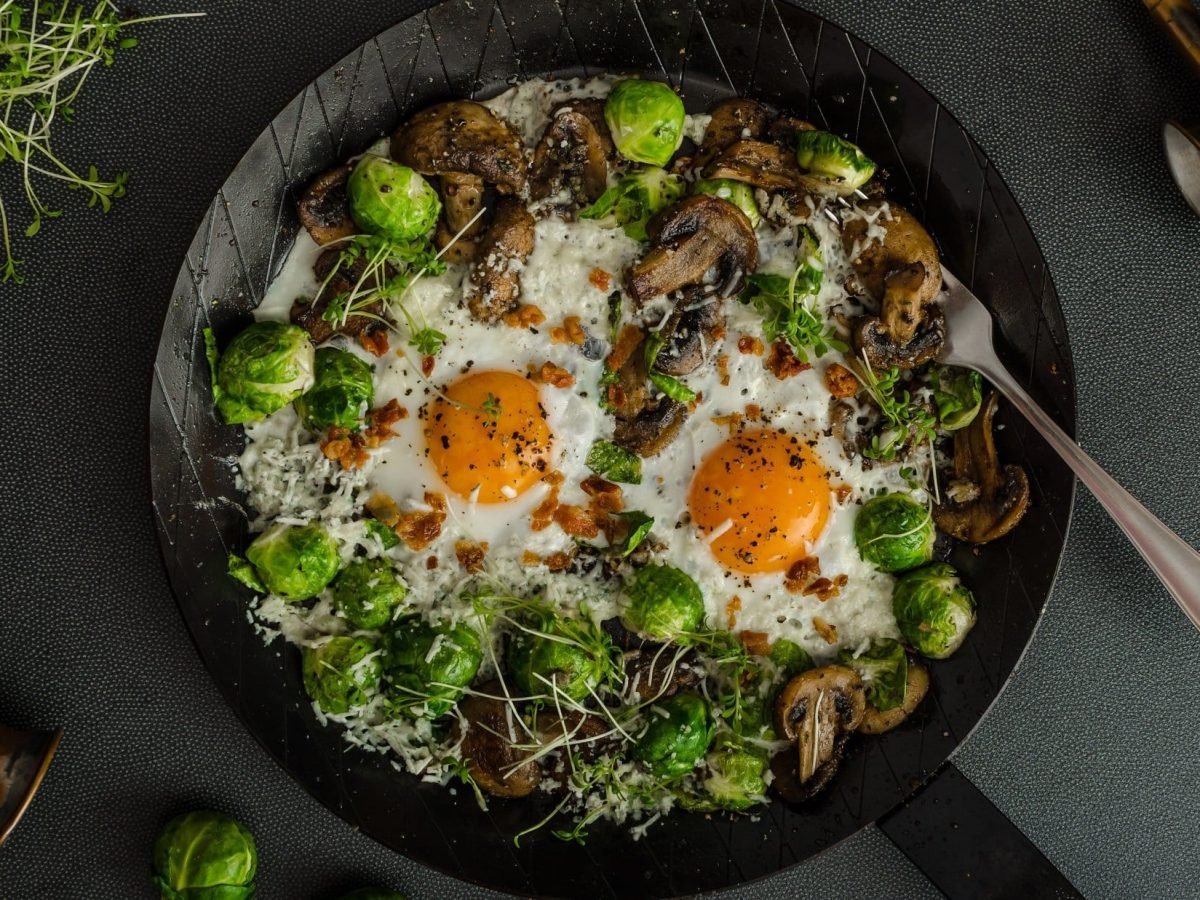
[425,370,552,503]
[688,429,830,574]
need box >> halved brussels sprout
[384,618,482,718]
[508,615,614,702]
[838,638,907,711]
[604,79,686,167]
[769,638,812,679]
[294,347,375,431]
[579,166,685,241]
[701,733,768,810]
[853,492,934,573]
[691,178,761,228]
[892,562,976,659]
[793,130,876,194]
[152,810,257,900]
[302,635,383,715]
[621,564,705,640]
[932,365,983,431]
[205,322,315,425]
[245,523,339,601]
[331,557,408,630]
[347,155,441,241]
[634,691,713,777]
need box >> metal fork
[939,269,1200,629]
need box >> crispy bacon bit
[549,315,587,344]
[824,362,859,398]
[737,334,764,356]
[803,574,848,602]
[455,540,489,573]
[366,492,401,527]
[531,486,561,531]
[717,353,731,386]
[544,550,574,572]
[358,329,389,357]
[421,355,435,377]
[502,303,546,328]
[725,595,742,629]
[833,484,853,504]
[605,383,626,409]
[395,492,447,551]
[745,403,762,421]
[607,324,643,371]
[542,470,565,487]
[320,427,369,470]
[812,616,838,645]
[532,360,575,388]
[766,340,812,379]
[712,411,743,434]
[738,630,771,657]
[711,320,726,342]
[426,556,438,570]
[362,399,407,448]
[588,268,612,292]
[553,503,600,538]
[785,556,821,593]
[581,475,624,512]
[521,550,542,567]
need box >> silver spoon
[939,269,1200,628]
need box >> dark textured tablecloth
[1,1,1197,897]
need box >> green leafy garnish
[363,518,399,550]
[613,510,653,556]
[409,326,446,356]
[227,553,265,593]
[585,439,642,484]
[481,392,502,425]
[642,332,696,402]
[854,355,937,462]
[578,166,685,241]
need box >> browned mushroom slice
[771,665,865,802]
[703,139,808,192]
[693,98,770,169]
[767,114,817,147]
[290,248,383,344]
[297,164,357,246]
[853,304,946,370]
[934,392,1031,543]
[614,398,689,458]
[390,100,528,196]
[452,683,541,798]
[842,201,941,312]
[440,172,488,238]
[434,219,478,265]
[859,660,930,735]
[531,98,614,203]
[626,195,758,302]
[651,294,723,377]
[467,196,536,322]
[622,646,700,703]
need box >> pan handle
[1146,0,1200,75]
[878,762,1083,899]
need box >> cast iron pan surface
[149,0,1077,895]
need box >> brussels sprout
[838,638,907,710]
[586,439,642,484]
[691,178,761,228]
[769,638,812,679]
[302,635,383,715]
[337,890,408,900]
[604,79,686,167]
[332,557,408,630]
[931,366,983,431]
[363,518,399,550]
[793,130,876,193]
[385,618,482,717]
[892,563,977,659]
[294,347,375,431]
[853,492,935,573]
[152,810,257,900]
[205,322,315,425]
[245,523,340,601]
[347,155,441,241]
[579,166,685,240]
[508,615,614,701]
[227,553,264,593]
[634,691,713,777]
[702,733,768,810]
[621,564,705,640]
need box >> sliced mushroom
[290,248,383,344]
[434,219,478,264]
[452,682,541,798]
[622,646,700,703]
[390,101,528,196]
[853,303,946,370]
[535,709,616,764]
[531,98,614,203]
[859,660,930,735]
[440,172,488,238]
[466,196,536,322]
[626,195,758,303]
[771,665,865,802]
[693,98,770,169]
[933,392,1031,543]
[703,139,807,192]
[651,293,723,376]
[614,397,689,458]
[767,114,816,147]
[297,164,357,246]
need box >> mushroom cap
[770,664,866,802]
[291,249,383,344]
[466,196,536,323]
[651,293,723,377]
[693,98,770,169]
[702,139,808,192]
[391,100,528,195]
[613,398,689,458]
[297,164,357,246]
[858,660,930,735]
[852,303,946,370]
[842,201,941,310]
[452,684,541,798]
[439,172,488,238]
[531,98,614,203]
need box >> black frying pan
[148,1,1080,896]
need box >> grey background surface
[0,1,1197,898]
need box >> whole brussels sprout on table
[204,321,315,426]
[294,347,375,431]
[892,562,976,659]
[332,557,408,630]
[347,155,441,242]
[244,522,340,602]
[853,492,935,573]
[152,810,257,900]
[604,78,686,167]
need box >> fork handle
[977,359,1200,628]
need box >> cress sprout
[701,733,768,810]
[508,611,615,701]
[838,638,908,710]
[853,492,935,573]
[793,130,876,194]
[347,155,441,241]
[205,322,315,425]
[691,178,761,228]
[384,618,482,717]
[579,166,685,241]
[604,79,686,167]
[152,810,257,900]
[892,563,977,659]
[634,691,714,778]
[294,347,375,431]
[302,636,383,715]
[931,365,983,431]
[621,564,705,641]
[245,523,339,601]
[332,558,408,630]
